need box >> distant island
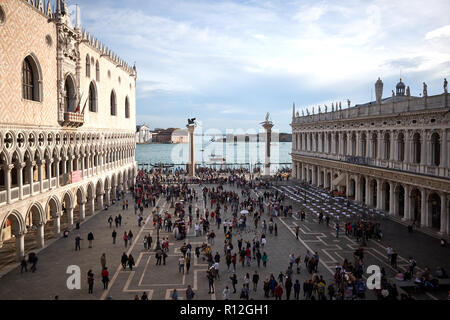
[217,133,292,143]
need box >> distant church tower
[375,77,383,104]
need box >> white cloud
[426,25,450,40]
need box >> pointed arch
[22,53,43,101]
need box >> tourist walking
[128,254,135,271]
[262,252,268,267]
[223,286,230,300]
[112,230,117,244]
[186,285,195,300]
[87,232,94,248]
[252,271,259,292]
[87,269,94,294]
[75,235,82,251]
[121,252,128,270]
[230,273,238,293]
[123,232,129,248]
[100,253,106,270]
[101,267,110,289]
[294,279,301,300]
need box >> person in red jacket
[274,284,283,300]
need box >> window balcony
[63,112,84,127]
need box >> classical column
[292,132,297,151]
[390,132,396,161]
[187,121,197,177]
[18,163,24,200]
[355,176,361,202]
[90,197,95,215]
[376,179,383,210]
[306,166,311,184]
[112,186,117,200]
[345,174,350,197]
[261,118,273,176]
[441,130,447,170]
[441,194,448,234]
[312,166,317,185]
[98,193,104,211]
[55,214,61,235]
[105,188,111,206]
[16,232,25,261]
[365,178,370,206]
[79,201,86,220]
[5,164,12,203]
[28,161,34,195]
[404,185,411,221]
[38,160,45,192]
[55,158,60,188]
[420,189,427,227]
[377,134,383,160]
[405,131,411,164]
[67,207,74,228]
[420,130,427,166]
[47,160,53,190]
[356,132,361,156]
[37,223,45,249]
[389,182,395,215]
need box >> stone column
[420,189,427,227]
[18,163,24,200]
[389,182,395,215]
[55,158,60,188]
[112,186,117,200]
[90,197,95,215]
[365,178,371,206]
[404,185,411,221]
[5,164,12,203]
[38,160,45,193]
[98,193,104,211]
[105,188,111,206]
[377,134,383,160]
[262,120,273,176]
[355,176,361,202]
[306,166,311,184]
[441,130,447,170]
[441,194,447,234]
[356,132,361,156]
[405,132,411,164]
[37,223,45,249]
[47,160,52,190]
[420,130,427,166]
[312,166,317,185]
[292,132,297,151]
[55,214,61,235]
[68,207,74,228]
[29,161,34,195]
[376,179,383,210]
[79,201,86,220]
[16,232,25,261]
[187,123,197,177]
[390,132,396,161]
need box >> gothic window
[413,133,421,164]
[86,55,90,77]
[110,90,117,116]
[125,97,130,118]
[88,82,97,112]
[96,60,100,81]
[431,132,440,166]
[22,56,41,101]
[64,75,76,112]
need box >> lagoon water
[136,141,292,171]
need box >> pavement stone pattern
[0,180,449,300]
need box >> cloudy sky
[71,0,450,132]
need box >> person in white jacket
[223,286,230,300]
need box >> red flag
[81,97,88,114]
[74,102,81,113]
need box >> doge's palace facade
[291,77,450,239]
[0,0,137,262]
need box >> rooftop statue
[265,112,270,122]
[324,105,327,113]
[423,82,428,97]
[406,86,410,97]
[347,99,350,108]
[444,78,448,93]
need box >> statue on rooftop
[347,99,350,108]
[423,82,427,97]
[444,78,448,93]
[406,86,410,97]
[324,105,327,113]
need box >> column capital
[7,164,15,170]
